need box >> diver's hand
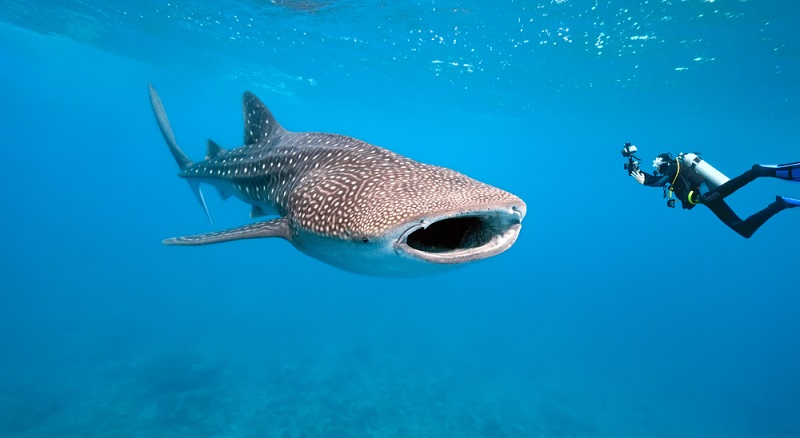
[630,169,645,184]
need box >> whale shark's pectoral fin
[163,217,292,246]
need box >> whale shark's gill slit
[406,216,494,253]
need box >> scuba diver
[622,143,800,238]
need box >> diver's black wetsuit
[641,161,789,238]
[641,161,703,210]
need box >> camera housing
[621,143,638,158]
[622,142,641,175]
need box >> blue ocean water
[1,0,799,436]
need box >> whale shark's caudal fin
[148,84,213,224]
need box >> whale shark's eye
[361,236,369,243]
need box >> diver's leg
[704,199,747,236]
[705,197,789,238]
[702,165,771,202]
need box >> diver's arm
[643,173,670,187]
[631,169,670,187]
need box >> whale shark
[149,85,526,276]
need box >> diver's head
[652,153,673,175]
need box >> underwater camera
[621,143,638,158]
[621,142,641,175]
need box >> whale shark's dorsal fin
[243,91,285,145]
[206,139,226,160]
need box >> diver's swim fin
[760,162,800,182]
[777,196,800,209]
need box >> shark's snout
[396,202,525,264]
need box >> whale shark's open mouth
[396,204,525,264]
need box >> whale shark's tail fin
[148,84,213,224]
[760,162,800,182]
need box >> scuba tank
[679,153,730,191]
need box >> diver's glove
[630,169,645,184]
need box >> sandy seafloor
[1,1,799,437]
